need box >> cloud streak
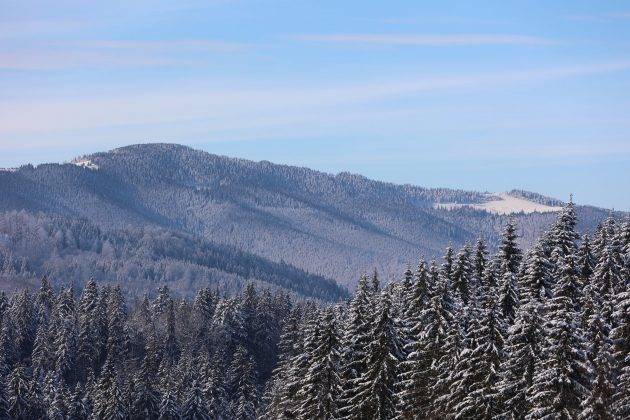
[566,12,630,22]
[294,33,558,46]
[0,39,253,70]
[1,60,630,141]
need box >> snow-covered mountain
[0,143,623,291]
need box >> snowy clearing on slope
[72,159,99,170]
[434,192,563,215]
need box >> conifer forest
[0,203,628,419]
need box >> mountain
[0,143,623,295]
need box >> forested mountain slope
[0,143,623,288]
[0,212,346,301]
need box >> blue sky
[1,1,629,209]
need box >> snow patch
[0,168,17,172]
[72,159,99,170]
[434,192,562,215]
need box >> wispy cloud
[0,39,252,70]
[294,33,558,46]
[2,60,629,141]
[566,12,630,22]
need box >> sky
[1,1,629,209]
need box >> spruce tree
[7,365,30,419]
[346,292,402,420]
[452,244,474,305]
[229,346,257,420]
[296,308,341,419]
[527,254,589,419]
[181,380,210,420]
[337,275,372,418]
[611,277,630,418]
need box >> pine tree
[7,365,30,419]
[0,373,9,420]
[77,279,100,380]
[158,365,180,420]
[457,274,505,419]
[611,277,630,418]
[229,346,257,420]
[93,357,127,419]
[527,254,589,419]
[549,200,579,262]
[296,308,341,419]
[337,275,372,418]
[580,306,614,419]
[131,353,160,419]
[395,260,441,419]
[577,234,595,287]
[498,259,519,324]
[498,288,543,418]
[346,292,403,420]
[181,380,210,420]
[52,286,77,383]
[201,354,229,420]
[498,220,523,276]
[473,238,488,295]
[452,244,474,305]
[106,285,127,363]
[263,308,302,419]
[67,384,88,420]
[522,242,553,304]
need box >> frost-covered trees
[0,204,624,419]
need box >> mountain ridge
[1,143,625,292]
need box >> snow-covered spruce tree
[497,258,519,325]
[9,290,35,364]
[433,303,472,417]
[498,272,544,418]
[396,260,445,419]
[497,220,523,324]
[31,307,51,377]
[93,356,127,420]
[106,285,127,364]
[577,234,595,288]
[131,353,160,419]
[498,220,523,277]
[345,291,403,420]
[157,362,180,420]
[611,276,630,419]
[580,305,614,419]
[0,372,9,419]
[296,308,341,419]
[473,238,488,294]
[263,308,303,418]
[7,365,30,419]
[522,242,553,304]
[548,200,579,263]
[35,276,55,325]
[181,379,210,420]
[77,279,101,381]
[52,286,77,383]
[337,274,373,418]
[592,235,624,325]
[526,254,589,419]
[201,353,229,420]
[452,244,474,306]
[456,268,506,419]
[229,346,258,420]
[67,384,88,420]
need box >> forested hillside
[0,212,346,301]
[0,143,622,290]
[0,203,627,419]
